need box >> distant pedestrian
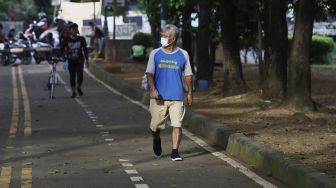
[89,22,104,58]
[131,44,146,61]
[0,23,5,43]
[7,28,16,41]
[61,23,89,98]
[145,24,193,161]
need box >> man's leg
[68,62,77,98]
[76,63,84,96]
[172,127,182,150]
[149,99,168,157]
[169,101,185,161]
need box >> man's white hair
[163,24,179,39]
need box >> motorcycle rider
[34,12,49,39]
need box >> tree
[196,0,213,82]
[0,0,38,28]
[181,1,196,73]
[138,0,161,48]
[261,0,288,99]
[287,0,316,111]
[220,0,248,96]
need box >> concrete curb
[88,62,336,188]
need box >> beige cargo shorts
[149,99,185,132]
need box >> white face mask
[160,37,169,47]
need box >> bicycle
[47,55,64,99]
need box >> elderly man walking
[145,24,193,161]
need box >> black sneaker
[77,88,83,96]
[71,92,77,98]
[171,149,183,161]
[152,131,162,157]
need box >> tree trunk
[287,0,316,111]
[262,0,288,99]
[220,0,248,96]
[196,0,212,82]
[182,3,195,73]
[209,42,216,85]
[150,21,161,48]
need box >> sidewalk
[88,60,336,188]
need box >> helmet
[38,12,47,19]
[69,23,78,29]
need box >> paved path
[0,63,288,188]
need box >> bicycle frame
[49,60,57,99]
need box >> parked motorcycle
[32,41,53,64]
[0,40,33,66]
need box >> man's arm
[82,37,89,61]
[185,75,193,105]
[146,73,159,99]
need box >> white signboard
[51,0,61,6]
[104,0,125,7]
[109,23,137,39]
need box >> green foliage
[0,0,38,21]
[289,35,335,64]
[137,0,160,25]
[133,32,153,48]
[236,0,261,50]
[310,36,335,64]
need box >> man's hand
[186,93,193,105]
[150,88,159,99]
[85,60,89,68]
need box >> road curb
[88,61,336,188]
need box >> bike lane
[1,63,289,188]
[56,67,288,188]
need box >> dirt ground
[97,59,336,178]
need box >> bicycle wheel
[49,70,56,99]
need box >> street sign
[104,0,125,7]
[109,23,137,39]
[51,0,61,6]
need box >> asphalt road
[0,62,289,188]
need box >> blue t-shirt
[146,47,193,101]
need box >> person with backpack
[61,23,89,98]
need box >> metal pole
[160,0,167,28]
[93,1,96,22]
[103,4,109,63]
[112,0,116,63]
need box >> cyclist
[61,23,89,98]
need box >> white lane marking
[183,130,277,188]
[125,170,138,175]
[130,176,144,182]
[135,184,149,188]
[86,69,277,188]
[96,124,104,128]
[119,159,129,162]
[104,138,114,142]
[121,163,134,167]
[100,131,109,134]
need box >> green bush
[289,35,335,64]
[132,32,153,48]
[310,36,334,64]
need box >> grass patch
[311,64,336,69]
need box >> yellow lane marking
[9,67,19,138]
[21,167,32,188]
[0,166,12,188]
[18,66,32,136]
